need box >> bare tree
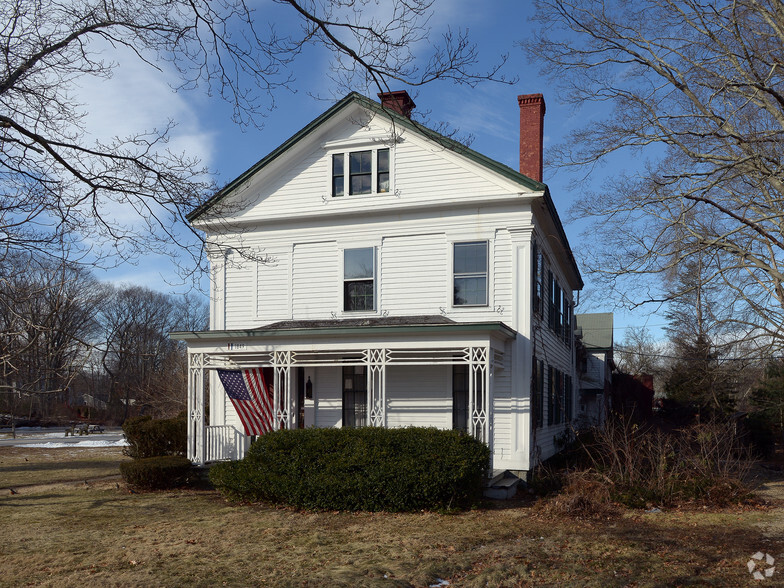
[615,327,666,378]
[99,286,207,421]
[0,254,101,430]
[1,0,508,277]
[526,0,784,353]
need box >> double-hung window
[453,241,488,306]
[344,247,375,311]
[331,148,390,197]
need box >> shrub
[573,415,754,508]
[535,470,619,520]
[210,427,490,511]
[123,415,187,458]
[119,455,193,490]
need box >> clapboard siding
[256,250,290,321]
[380,233,447,315]
[314,367,342,428]
[224,253,255,329]
[386,365,451,429]
[216,106,519,225]
[195,95,584,473]
[292,241,338,319]
[492,352,512,462]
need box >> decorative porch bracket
[187,352,205,464]
[366,348,388,427]
[273,350,292,430]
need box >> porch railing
[204,425,246,463]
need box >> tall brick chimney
[517,93,546,182]
[378,90,416,119]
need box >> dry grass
[0,446,129,488]
[0,447,783,586]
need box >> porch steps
[483,470,521,500]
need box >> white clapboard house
[173,90,583,477]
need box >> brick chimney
[378,90,416,119]
[517,93,546,182]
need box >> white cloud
[74,43,215,170]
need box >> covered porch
[173,317,515,466]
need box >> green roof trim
[187,91,581,286]
[171,320,517,342]
[187,92,545,222]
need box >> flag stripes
[217,368,274,436]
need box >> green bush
[122,415,187,458]
[119,455,193,490]
[210,427,490,511]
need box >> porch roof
[171,315,516,342]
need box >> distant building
[575,313,614,427]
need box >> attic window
[331,148,390,197]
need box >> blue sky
[83,0,666,341]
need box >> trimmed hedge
[122,415,187,459]
[210,426,490,511]
[119,455,193,490]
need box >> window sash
[344,247,375,312]
[377,148,389,193]
[332,154,344,197]
[453,241,488,306]
[332,149,391,197]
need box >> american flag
[217,368,274,436]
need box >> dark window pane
[332,153,344,175]
[332,154,344,197]
[351,174,371,195]
[349,151,372,173]
[344,280,374,311]
[342,366,367,428]
[454,242,487,274]
[378,149,389,172]
[344,248,374,279]
[332,176,344,197]
[452,364,468,432]
[377,172,389,193]
[454,276,487,306]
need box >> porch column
[187,352,206,464]
[366,348,388,427]
[273,350,293,429]
[469,347,491,447]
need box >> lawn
[0,446,130,488]
[1,446,782,587]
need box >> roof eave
[187,92,547,223]
[170,321,517,342]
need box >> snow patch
[14,439,129,448]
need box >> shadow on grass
[0,459,122,475]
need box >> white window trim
[339,244,381,316]
[448,239,492,310]
[326,145,394,199]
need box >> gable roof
[189,91,582,288]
